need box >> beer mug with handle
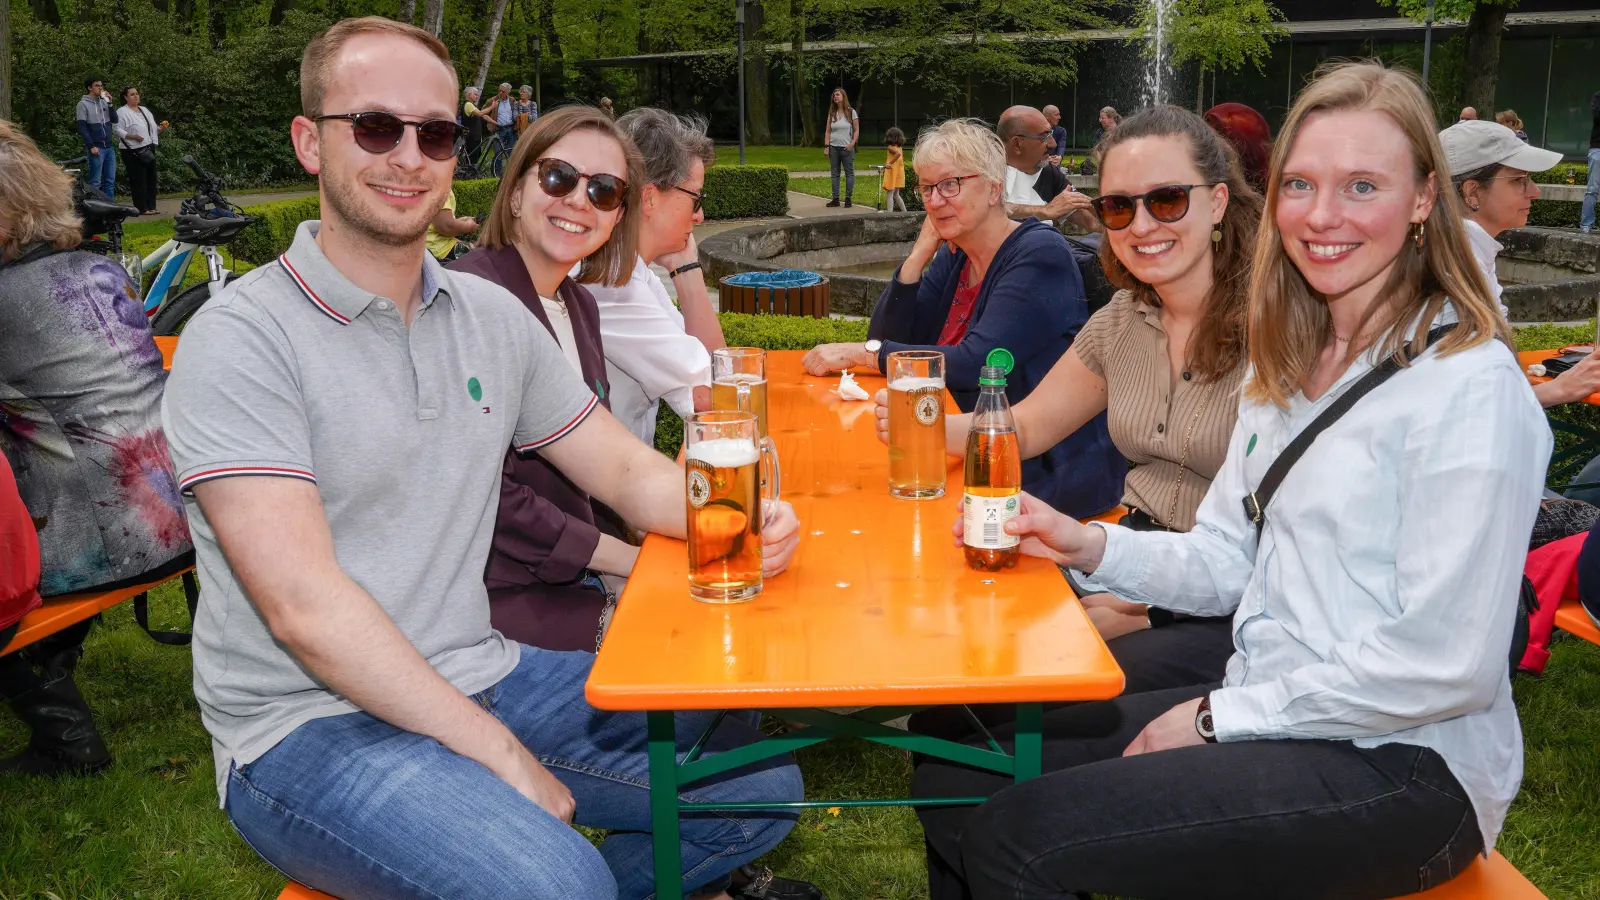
[685,410,782,603]
[886,350,947,499]
[711,347,769,438]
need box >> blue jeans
[225,645,802,900]
[86,146,116,199]
[1582,147,1600,231]
[829,146,855,201]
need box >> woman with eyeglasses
[584,108,727,445]
[901,107,1262,747]
[804,117,1126,520]
[912,61,1545,900]
[449,105,645,654]
[1439,119,1595,408]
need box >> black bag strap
[133,571,200,646]
[1242,324,1457,542]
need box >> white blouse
[115,105,158,150]
[1091,306,1549,852]
[582,256,712,444]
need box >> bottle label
[963,492,1020,549]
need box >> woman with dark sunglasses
[895,107,1262,758]
[448,105,645,654]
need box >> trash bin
[718,269,831,319]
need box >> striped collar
[280,220,447,325]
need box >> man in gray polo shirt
[162,17,803,900]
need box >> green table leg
[1014,702,1042,782]
[647,710,683,900]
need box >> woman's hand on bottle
[948,492,1106,570]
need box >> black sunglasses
[1090,183,1218,231]
[315,112,464,161]
[536,158,629,212]
[670,183,705,214]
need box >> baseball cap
[1439,120,1562,176]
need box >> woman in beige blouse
[889,106,1262,706]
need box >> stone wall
[1499,227,1600,323]
[700,213,923,317]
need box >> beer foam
[687,437,760,468]
[889,376,944,392]
[715,374,766,385]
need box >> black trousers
[913,683,1483,900]
[908,616,1236,741]
[120,148,158,213]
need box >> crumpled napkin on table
[837,371,870,401]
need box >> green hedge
[652,313,870,456]
[230,179,502,266]
[703,166,789,219]
[1529,164,1589,229]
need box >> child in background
[882,127,907,212]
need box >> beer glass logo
[688,468,712,508]
[915,394,941,425]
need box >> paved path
[146,189,318,221]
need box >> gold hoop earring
[1412,221,1427,249]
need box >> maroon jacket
[450,244,616,651]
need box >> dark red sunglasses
[315,111,464,161]
[536,158,629,212]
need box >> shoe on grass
[729,865,824,900]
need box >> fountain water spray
[1142,0,1172,108]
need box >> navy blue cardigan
[867,218,1125,518]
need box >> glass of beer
[711,348,769,438]
[685,410,781,603]
[887,350,947,500]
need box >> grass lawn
[713,144,907,173]
[1,581,1597,898]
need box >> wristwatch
[864,339,882,355]
[1195,696,1218,743]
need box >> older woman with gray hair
[583,108,729,444]
[804,118,1124,519]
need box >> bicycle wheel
[489,140,508,179]
[150,275,238,336]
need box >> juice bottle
[963,350,1022,572]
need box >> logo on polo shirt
[468,376,490,413]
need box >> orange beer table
[1519,348,1600,488]
[586,352,1125,900]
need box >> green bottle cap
[985,347,1015,375]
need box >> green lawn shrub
[703,165,788,219]
[1530,164,1589,229]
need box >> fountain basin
[701,213,923,317]
[1499,227,1600,323]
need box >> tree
[423,0,444,36]
[840,0,1106,118]
[1139,0,1285,112]
[398,0,416,24]
[1377,0,1515,117]
[744,0,770,144]
[0,0,10,120]
[472,0,510,91]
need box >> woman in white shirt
[824,87,859,208]
[912,61,1547,900]
[114,86,167,214]
[585,108,727,445]
[1439,119,1600,408]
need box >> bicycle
[61,154,252,335]
[454,130,510,180]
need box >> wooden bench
[276,852,1543,899]
[1554,596,1600,647]
[1,568,195,656]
